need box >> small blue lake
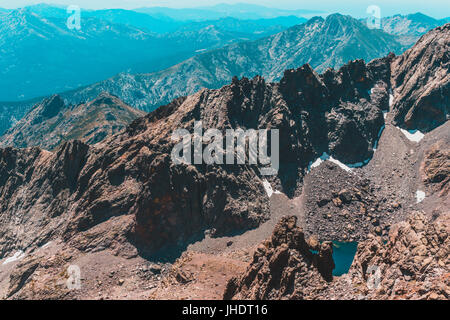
[332,241,358,276]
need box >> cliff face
[391,23,450,132]
[345,212,449,300]
[223,216,334,300]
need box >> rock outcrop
[421,141,450,197]
[346,212,449,299]
[224,212,449,300]
[223,216,333,300]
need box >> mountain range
[0,23,448,300]
[0,6,304,102]
[56,14,405,112]
[381,12,450,45]
[0,8,447,137]
[134,3,321,21]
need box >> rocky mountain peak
[391,23,449,131]
[91,92,122,107]
[34,94,66,122]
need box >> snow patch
[2,250,25,265]
[262,179,282,197]
[416,190,426,203]
[328,157,353,173]
[389,94,394,107]
[262,179,274,198]
[41,241,52,249]
[308,152,329,170]
[307,153,369,173]
[399,128,425,143]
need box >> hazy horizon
[1,1,449,19]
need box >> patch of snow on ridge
[389,94,394,107]
[262,180,283,197]
[328,157,353,173]
[416,190,426,203]
[2,250,25,265]
[308,152,329,171]
[262,179,273,198]
[41,241,53,249]
[307,153,370,173]
[399,128,425,143]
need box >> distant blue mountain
[382,12,450,45]
[134,3,319,21]
[0,6,300,102]
[83,9,184,34]
[52,14,406,114]
[22,4,184,34]
[173,16,307,34]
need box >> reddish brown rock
[223,216,334,300]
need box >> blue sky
[2,0,449,18]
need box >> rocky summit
[0,21,448,301]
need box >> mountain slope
[0,93,146,151]
[61,14,405,111]
[171,16,307,36]
[382,13,447,45]
[391,23,450,131]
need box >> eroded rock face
[391,23,450,132]
[225,213,449,300]
[346,212,449,300]
[223,216,334,300]
[421,140,450,197]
